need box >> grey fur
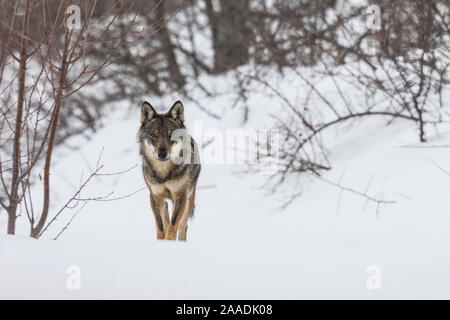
[138,100,200,240]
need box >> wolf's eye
[149,130,158,139]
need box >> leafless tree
[232,0,449,203]
[0,0,141,236]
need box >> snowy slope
[1,71,450,299]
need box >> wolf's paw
[156,231,166,240]
[165,231,177,240]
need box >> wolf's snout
[157,149,168,160]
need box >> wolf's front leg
[165,195,187,240]
[162,201,170,231]
[150,193,166,240]
[178,195,195,241]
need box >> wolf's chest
[147,174,188,198]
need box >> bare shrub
[233,0,449,201]
[0,0,141,236]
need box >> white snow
[1,66,450,299]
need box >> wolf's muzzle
[158,149,169,161]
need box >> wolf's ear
[168,100,184,123]
[141,101,156,124]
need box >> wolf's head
[139,100,186,162]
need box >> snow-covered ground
[1,69,450,299]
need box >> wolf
[138,100,201,241]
